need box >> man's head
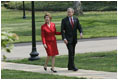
[67,8,74,17]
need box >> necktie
[70,17,74,28]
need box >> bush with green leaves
[5,1,73,11]
[82,1,117,11]
[1,31,19,60]
[1,31,19,52]
[4,1,117,11]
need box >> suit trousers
[66,42,76,69]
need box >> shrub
[4,1,117,11]
[1,31,19,53]
[5,1,73,11]
[1,31,19,61]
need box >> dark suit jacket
[61,16,82,43]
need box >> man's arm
[61,19,68,44]
[77,18,83,38]
[61,19,66,40]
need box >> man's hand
[64,39,68,44]
[44,44,47,48]
[80,33,83,38]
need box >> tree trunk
[73,1,83,16]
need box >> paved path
[1,62,117,79]
[1,37,117,60]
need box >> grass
[6,50,117,72]
[1,69,85,79]
[1,7,117,43]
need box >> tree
[73,1,83,16]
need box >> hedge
[4,1,117,11]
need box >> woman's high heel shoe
[51,68,57,73]
[44,67,47,71]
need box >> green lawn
[1,69,85,79]
[6,50,117,72]
[1,7,117,43]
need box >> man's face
[67,10,74,17]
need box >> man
[61,8,83,71]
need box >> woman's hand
[44,44,47,48]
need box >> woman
[41,13,61,73]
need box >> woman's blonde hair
[44,12,52,20]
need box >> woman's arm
[55,32,61,35]
[41,26,46,44]
[41,26,47,48]
[54,24,61,35]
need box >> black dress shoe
[44,67,47,71]
[68,68,78,71]
[73,68,78,71]
[51,68,57,73]
[68,68,73,70]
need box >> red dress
[41,22,61,56]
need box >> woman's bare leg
[51,56,55,70]
[44,56,50,68]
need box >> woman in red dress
[41,13,61,73]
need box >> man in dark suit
[61,8,83,71]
